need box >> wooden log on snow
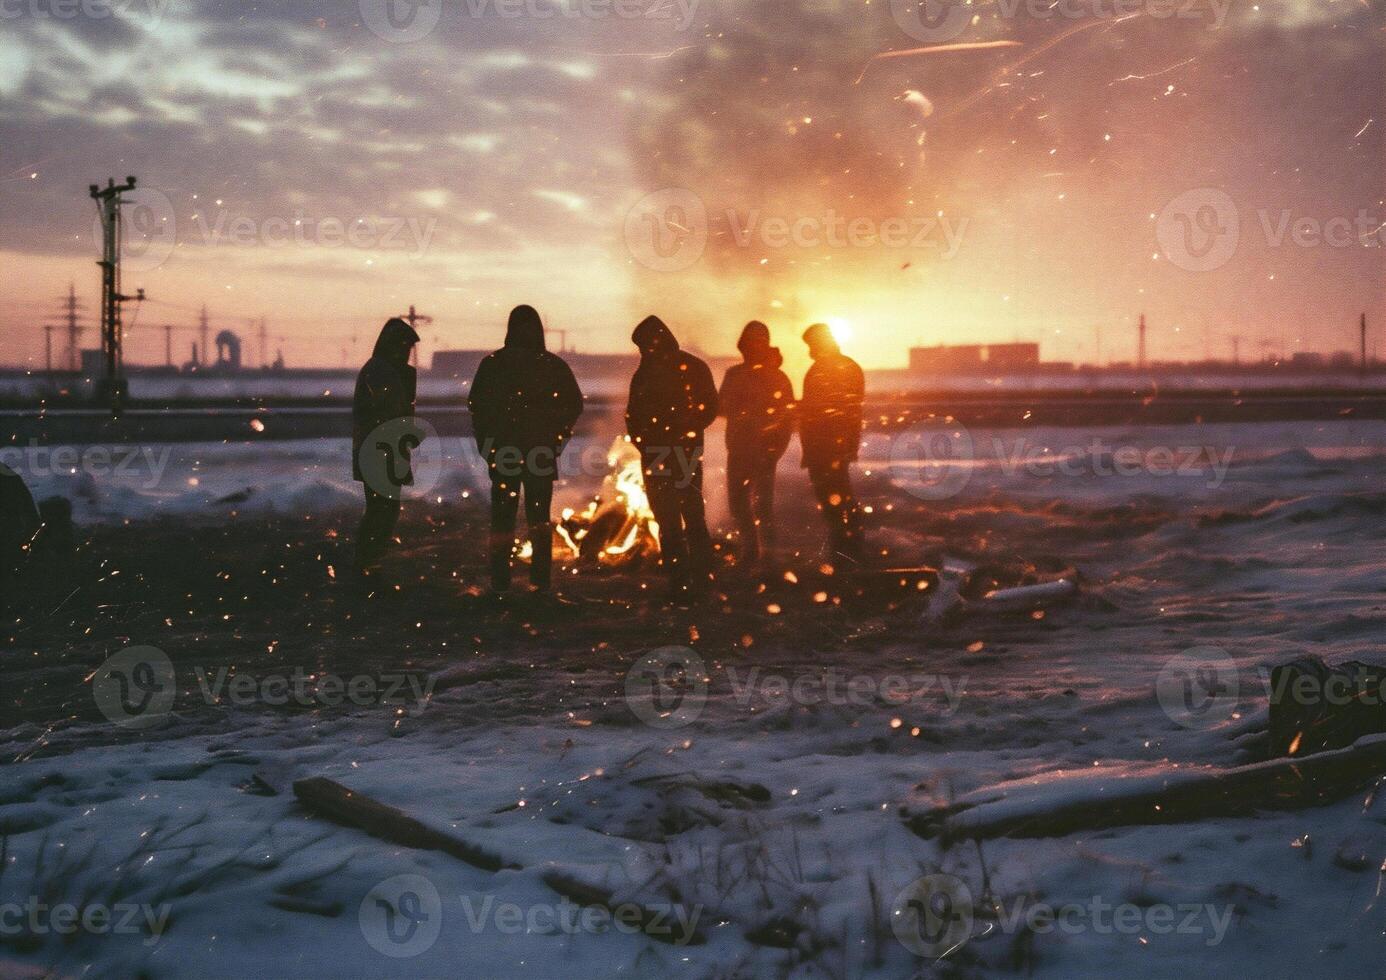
[542,870,706,946]
[904,733,1386,844]
[293,777,705,945]
[292,776,515,872]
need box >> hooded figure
[469,305,583,593]
[626,315,719,597]
[800,323,866,559]
[352,318,420,570]
[718,321,795,562]
[0,468,40,609]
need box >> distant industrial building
[431,349,735,386]
[431,350,639,382]
[909,342,1041,375]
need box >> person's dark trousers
[727,453,777,562]
[357,486,402,568]
[646,454,714,591]
[808,460,863,560]
[489,471,555,592]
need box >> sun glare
[826,317,854,345]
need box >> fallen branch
[904,734,1386,844]
[293,777,705,945]
[542,870,705,946]
[292,777,514,872]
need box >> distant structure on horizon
[431,348,737,384]
[909,342,1042,375]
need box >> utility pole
[258,316,268,369]
[1230,335,1242,366]
[402,304,433,368]
[61,282,84,371]
[198,304,210,370]
[1137,313,1147,370]
[1093,323,1102,367]
[90,176,146,415]
[163,325,174,368]
[42,324,55,373]
[1361,313,1368,376]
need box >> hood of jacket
[632,315,678,355]
[737,321,782,369]
[802,322,841,360]
[372,318,420,362]
[504,304,547,351]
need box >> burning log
[518,437,661,569]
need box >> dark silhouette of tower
[61,282,85,371]
[90,176,146,415]
[402,304,432,368]
[199,304,211,370]
[1137,313,1147,370]
[1362,313,1369,376]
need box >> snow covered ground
[2,418,1384,977]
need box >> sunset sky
[1,0,1381,371]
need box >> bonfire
[519,437,661,567]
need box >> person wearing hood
[469,305,583,594]
[352,317,421,571]
[626,315,719,598]
[718,321,795,563]
[800,322,866,561]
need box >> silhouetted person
[719,321,795,563]
[627,315,718,598]
[800,323,865,561]
[352,317,420,572]
[469,305,583,594]
[0,467,40,608]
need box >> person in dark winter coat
[0,467,40,608]
[626,315,719,597]
[799,323,865,560]
[352,317,420,570]
[718,321,795,563]
[469,305,584,593]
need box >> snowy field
[2,417,1385,978]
